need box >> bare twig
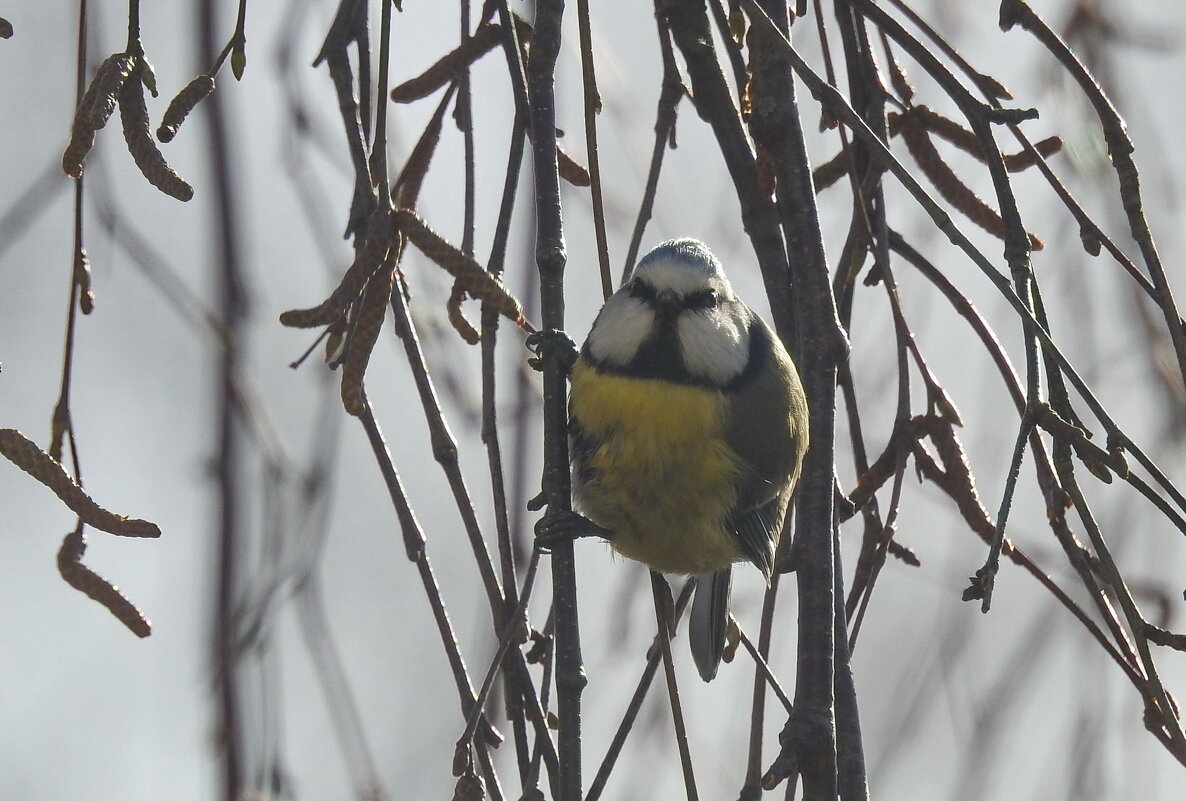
[526,3,584,798]
[649,572,699,801]
[999,0,1186,395]
[575,0,613,298]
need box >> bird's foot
[526,329,579,375]
[534,509,612,552]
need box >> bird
[560,238,809,681]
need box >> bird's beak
[655,289,682,320]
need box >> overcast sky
[2,2,1185,800]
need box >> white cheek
[679,311,750,384]
[585,296,655,367]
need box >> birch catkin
[394,209,528,328]
[279,207,396,328]
[0,429,162,538]
[157,75,216,143]
[118,64,195,201]
[62,53,137,178]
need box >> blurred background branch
[2,1,1185,800]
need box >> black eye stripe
[627,279,658,303]
[685,289,718,310]
[626,280,718,311]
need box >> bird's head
[584,239,753,386]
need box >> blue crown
[638,238,723,278]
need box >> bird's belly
[570,360,744,575]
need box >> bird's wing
[728,497,782,579]
[722,314,808,577]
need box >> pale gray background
[2,2,1184,799]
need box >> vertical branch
[371,0,393,203]
[314,0,376,238]
[746,1,850,797]
[649,572,699,801]
[833,3,905,652]
[526,2,584,799]
[742,572,782,800]
[483,114,533,785]
[585,580,695,801]
[54,0,89,473]
[458,0,476,255]
[200,1,248,798]
[574,0,613,297]
[622,21,683,282]
[832,539,867,799]
[662,0,793,324]
[477,4,537,789]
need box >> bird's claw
[534,509,611,552]
[526,329,579,375]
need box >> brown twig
[585,581,695,801]
[357,406,504,750]
[575,0,613,298]
[1000,0,1186,394]
[622,20,685,283]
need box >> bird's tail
[689,567,732,682]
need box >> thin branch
[649,572,699,801]
[355,405,506,769]
[999,0,1186,394]
[585,581,695,801]
[525,3,584,799]
[622,22,684,282]
[575,0,612,298]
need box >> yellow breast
[569,357,745,574]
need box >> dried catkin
[62,53,137,178]
[157,75,216,143]
[897,112,1043,251]
[557,146,592,187]
[0,429,162,538]
[1002,136,1062,172]
[447,282,482,345]
[118,65,194,201]
[341,256,398,416]
[391,21,504,103]
[58,529,153,638]
[812,149,848,192]
[390,15,533,103]
[394,209,527,328]
[893,107,1063,174]
[279,207,395,328]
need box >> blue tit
[568,238,809,681]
